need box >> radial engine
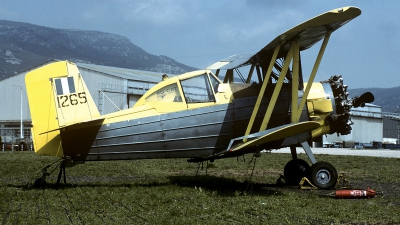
[306,75,374,138]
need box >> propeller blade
[353,92,374,107]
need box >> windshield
[181,73,216,103]
[209,73,220,94]
[145,83,183,103]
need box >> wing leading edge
[207,6,361,70]
[191,121,320,162]
[227,121,320,152]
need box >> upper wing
[207,6,361,70]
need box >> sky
[0,1,399,89]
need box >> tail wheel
[284,159,310,185]
[309,161,338,189]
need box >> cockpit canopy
[134,70,221,107]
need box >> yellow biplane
[26,6,373,189]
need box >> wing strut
[291,30,332,122]
[245,64,256,83]
[223,69,234,83]
[243,30,332,142]
[243,44,280,142]
[259,45,293,131]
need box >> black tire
[284,159,310,185]
[309,161,338,189]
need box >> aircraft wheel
[309,161,338,189]
[283,159,310,185]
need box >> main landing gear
[283,142,338,189]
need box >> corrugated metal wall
[325,116,383,143]
[0,70,33,142]
[351,116,383,142]
[79,67,127,115]
[0,73,30,122]
[78,67,157,115]
[383,118,400,139]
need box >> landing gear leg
[300,141,338,189]
[33,158,81,188]
[56,161,67,187]
[283,145,310,185]
[290,146,297,160]
[33,165,51,187]
[300,141,316,164]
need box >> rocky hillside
[0,20,197,79]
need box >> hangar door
[127,80,155,108]
[128,94,141,108]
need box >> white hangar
[324,103,383,146]
[0,60,166,143]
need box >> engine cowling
[306,75,374,138]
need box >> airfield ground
[274,147,400,158]
[0,150,399,224]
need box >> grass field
[0,151,399,224]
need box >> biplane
[26,6,373,189]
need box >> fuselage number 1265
[57,92,87,108]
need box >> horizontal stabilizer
[58,117,105,160]
[39,117,105,135]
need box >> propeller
[322,75,375,136]
[352,92,374,108]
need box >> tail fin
[25,61,100,157]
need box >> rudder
[25,61,100,157]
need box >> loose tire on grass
[284,159,310,185]
[309,161,338,189]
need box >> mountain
[0,20,197,79]
[350,87,400,113]
[1,20,398,112]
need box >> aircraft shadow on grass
[8,177,170,190]
[167,175,286,197]
[7,175,286,197]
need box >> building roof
[0,59,57,81]
[1,60,168,84]
[351,103,382,118]
[75,62,168,83]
